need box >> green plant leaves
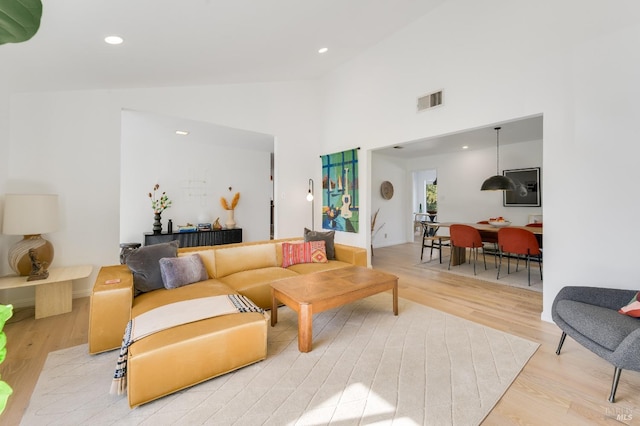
[0,305,12,329]
[0,333,6,363]
[0,381,12,415]
[0,305,12,415]
[0,0,43,45]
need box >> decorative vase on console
[225,209,236,229]
[220,190,240,230]
[148,183,172,235]
[153,213,162,234]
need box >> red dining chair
[448,224,486,275]
[497,227,542,286]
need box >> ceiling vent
[417,90,443,112]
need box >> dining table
[425,222,543,265]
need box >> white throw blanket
[110,294,264,395]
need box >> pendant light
[481,127,516,191]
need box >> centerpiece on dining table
[488,217,511,227]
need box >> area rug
[21,294,539,425]
[417,250,543,293]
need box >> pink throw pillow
[619,292,640,317]
[282,241,327,268]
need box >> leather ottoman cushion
[128,309,267,407]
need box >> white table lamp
[2,194,59,276]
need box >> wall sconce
[307,179,314,230]
[2,194,59,276]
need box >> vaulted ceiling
[1,1,542,158]
[0,0,444,93]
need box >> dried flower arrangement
[148,184,172,214]
[220,192,240,210]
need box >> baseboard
[372,240,404,249]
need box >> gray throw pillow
[126,241,179,295]
[159,254,208,289]
[304,228,335,260]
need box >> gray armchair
[552,286,640,402]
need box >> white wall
[113,83,324,239]
[0,89,10,273]
[409,140,542,227]
[321,0,640,321]
[120,110,273,244]
[2,91,121,306]
[371,154,407,248]
[3,1,640,322]
[372,139,542,246]
[2,81,322,306]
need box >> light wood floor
[2,243,639,424]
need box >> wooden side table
[0,265,92,319]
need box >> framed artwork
[503,167,541,207]
[321,148,359,233]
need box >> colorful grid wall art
[321,149,359,233]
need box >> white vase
[225,209,236,229]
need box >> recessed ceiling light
[175,130,189,136]
[104,35,124,45]
[318,47,328,54]
[462,145,469,150]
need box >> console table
[0,265,92,319]
[144,228,242,247]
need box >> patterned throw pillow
[619,292,640,317]
[310,240,328,264]
[304,228,335,260]
[282,241,328,268]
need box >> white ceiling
[1,1,541,158]
[374,115,543,158]
[1,0,445,93]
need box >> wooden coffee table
[270,266,398,352]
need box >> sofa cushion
[619,291,640,317]
[126,241,179,296]
[217,267,299,309]
[555,300,640,351]
[159,254,208,289]
[281,241,328,268]
[304,228,335,260]
[286,259,353,275]
[215,243,277,278]
[178,249,216,278]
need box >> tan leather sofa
[89,238,367,407]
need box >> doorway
[412,169,437,241]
